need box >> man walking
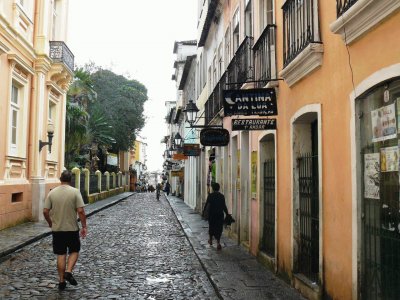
[43,170,87,290]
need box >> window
[218,43,223,78]
[212,55,217,88]
[245,0,252,37]
[51,0,60,40]
[232,9,240,53]
[282,0,321,66]
[224,26,231,69]
[10,84,20,155]
[357,78,400,299]
[260,0,274,29]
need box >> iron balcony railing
[253,25,277,88]
[49,41,74,72]
[282,0,321,67]
[205,72,227,125]
[226,36,254,90]
[336,0,358,17]
[235,36,254,85]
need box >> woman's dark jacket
[204,191,228,239]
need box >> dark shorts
[52,231,80,255]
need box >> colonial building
[0,0,73,230]
[176,0,400,299]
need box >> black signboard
[200,128,230,146]
[232,118,276,131]
[183,144,201,156]
[223,88,277,116]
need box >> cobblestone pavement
[0,193,218,300]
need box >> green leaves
[65,65,148,168]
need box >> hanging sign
[173,153,187,160]
[200,128,230,146]
[223,88,277,116]
[183,144,201,156]
[232,118,276,131]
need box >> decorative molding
[34,54,52,74]
[4,156,27,180]
[48,63,73,93]
[279,43,324,87]
[8,53,35,75]
[0,40,10,54]
[330,0,400,44]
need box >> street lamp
[39,123,55,153]
[174,132,182,148]
[183,99,199,126]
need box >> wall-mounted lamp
[183,99,199,126]
[183,99,222,128]
[39,123,54,153]
[174,132,183,148]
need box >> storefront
[355,77,400,299]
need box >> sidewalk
[0,192,134,260]
[166,195,305,300]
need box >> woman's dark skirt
[208,217,224,240]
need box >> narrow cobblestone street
[0,193,218,299]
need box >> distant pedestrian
[43,170,87,291]
[164,181,171,196]
[203,182,228,250]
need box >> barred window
[282,0,321,66]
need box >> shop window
[356,78,400,299]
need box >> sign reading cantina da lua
[223,88,277,116]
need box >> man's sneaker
[64,272,78,286]
[58,281,66,290]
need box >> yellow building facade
[0,0,73,230]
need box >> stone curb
[164,194,224,300]
[0,192,134,260]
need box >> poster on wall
[371,103,397,142]
[364,153,380,199]
[251,151,257,199]
[380,146,399,172]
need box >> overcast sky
[68,0,197,172]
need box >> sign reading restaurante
[223,88,277,116]
[232,118,276,131]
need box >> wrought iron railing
[336,0,358,17]
[262,159,275,257]
[80,173,87,203]
[226,56,238,90]
[235,36,254,85]
[49,41,74,72]
[253,25,277,88]
[282,0,321,67]
[297,153,319,283]
[101,175,107,191]
[89,174,99,194]
[205,72,226,125]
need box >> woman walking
[203,182,228,250]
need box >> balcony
[253,25,277,88]
[205,72,226,125]
[49,41,74,72]
[336,0,358,17]
[282,0,321,67]
[227,36,254,90]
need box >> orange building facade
[0,0,73,230]
[184,0,400,299]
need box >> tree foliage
[65,65,147,169]
[90,69,147,151]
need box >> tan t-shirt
[44,185,85,232]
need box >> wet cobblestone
[0,193,218,299]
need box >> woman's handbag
[202,202,210,220]
[224,214,235,226]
